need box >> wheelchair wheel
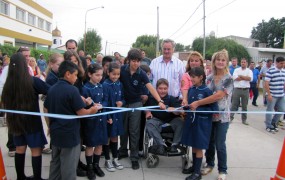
[181,154,188,170]
[143,128,150,159]
[146,155,159,168]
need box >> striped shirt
[150,55,185,97]
[265,66,285,97]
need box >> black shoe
[156,145,167,156]
[76,166,87,177]
[272,123,279,132]
[93,164,105,177]
[252,103,258,107]
[185,173,202,180]
[182,166,194,174]
[169,145,178,153]
[131,161,140,170]
[78,160,88,171]
[87,164,96,180]
[118,153,128,160]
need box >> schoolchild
[181,67,218,180]
[45,53,64,86]
[64,50,88,176]
[118,48,166,170]
[64,50,85,94]
[44,60,99,180]
[102,62,125,172]
[100,56,113,84]
[2,53,50,180]
[81,63,108,180]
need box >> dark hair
[58,60,79,78]
[17,46,30,53]
[127,48,142,61]
[64,50,85,78]
[65,39,77,48]
[189,67,206,84]
[140,64,150,73]
[276,56,285,63]
[85,63,103,81]
[2,53,34,135]
[102,56,113,67]
[156,78,169,88]
[108,62,120,73]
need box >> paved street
[0,96,284,180]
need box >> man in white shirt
[149,39,185,98]
[230,58,253,125]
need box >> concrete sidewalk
[0,97,284,180]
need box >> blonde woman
[189,49,233,180]
[181,51,204,106]
[29,57,41,78]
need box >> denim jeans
[205,121,229,174]
[265,96,285,128]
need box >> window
[38,17,44,29]
[4,41,13,46]
[0,0,9,15]
[16,7,25,22]
[28,13,35,26]
[46,21,51,32]
[53,39,57,44]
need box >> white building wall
[0,36,15,45]
[0,0,52,46]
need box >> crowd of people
[0,38,284,180]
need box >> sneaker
[201,165,213,175]
[105,160,116,172]
[266,127,276,133]
[93,163,105,177]
[8,148,16,157]
[278,121,284,127]
[113,158,124,170]
[242,121,249,125]
[272,123,279,132]
[42,147,52,154]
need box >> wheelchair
[142,123,190,168]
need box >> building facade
[0,0,52,48]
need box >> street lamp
[84,6,104,52]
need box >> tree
[192,36,250,61]
[250,17,285,48]
[175,43,192,52]
[78,29,102,56]
[132,35,191,58]
[132,35,161,59]
[175,43,185,52]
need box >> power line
[207,0,237,17]
[173,0,238,40]
[107,41,131,47]
[168,1,204,38]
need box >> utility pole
[202,0,206,59]
[105,41,108,55]
[156,6,160,57]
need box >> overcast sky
[35,0,284,56]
